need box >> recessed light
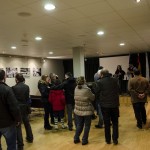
[11,46,17,49]
[119,43,125,46]
[35,37,42,41]
[97,31,104,35]
[44,3,55,11]
[135,0,141,3]
[49,52,53,54]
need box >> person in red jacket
[49,79,67,130]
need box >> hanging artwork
[6,67,18,78]
[20,68,30,78]
[33,68,41,77]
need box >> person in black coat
[0,70,21,150]
[12,73,33,150]
[95,69,120,145]
[115,65,125,94]
[38,75,54,130]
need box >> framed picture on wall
[20,68,30,78]
[33,68,41,77]
[6,67,18,78]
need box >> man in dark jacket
[64,72,76,130]
[95,69,120,145]
[12,73,33,150]
[0,69,21,150]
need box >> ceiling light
[97,31,104,35]
[49,51,53,54]
[11,46,17,49]
[44,3,55,11]
[35,37,42,41]
[119,43,125,46]
[135,0,141,3]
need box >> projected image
[6,67,18,78]
[20,68,30,78]
[33,68,41,77]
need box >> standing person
[63,72,76,131]
[115,65,125,94]
[95,69,120,145]
[49,79,67,130]
[93,66,104,128]
[51,72,76,131]
[74,76,95,145]
[0,69,21,150]
[94,66,103,82]
[128,70,149,129]
[38,75,53,130]
[12,73,33,150]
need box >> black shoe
[106,141,111,144]
[137,124,142,129]
[69,127,73,131]
[44,125,53,130]
[82,141,88,145]
[95,125,103,128]
[26,138,33,143]
[74,139,80,144]
[113,141,118,145]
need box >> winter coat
[51,77,76,104]
[12,82,29,104]
[74,84,95,116]
[49,90,65,111]
[95,75,119,108]
[0,82,21,128]
[128,75,149,103]
[38,80,50,103]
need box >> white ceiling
[0,0,150,59]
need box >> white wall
[99,55,129,79]
[0,57,64,95]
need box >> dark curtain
[85,57,99,82]
[129,53,138,68]
[129,53,146,77]
[63,59,73,75]
[62,57,99,82]
[139,53,146,77]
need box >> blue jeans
[66,104,74,128]
[0,125,17,150]
[74,115,92,143]
[97,104,104,127]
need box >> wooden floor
[1,96,150,150]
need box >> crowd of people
[0,65,150,149]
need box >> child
[49,79,67,130]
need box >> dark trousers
[17,106,33,148]
[74,115,92,143]
[43,102,54,128]
[97,104,104,127]
[0,125,17,150]
[101,107,119,143]
[66,104,74,128]
[132,102,146,128]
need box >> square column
[72,46,85,78]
